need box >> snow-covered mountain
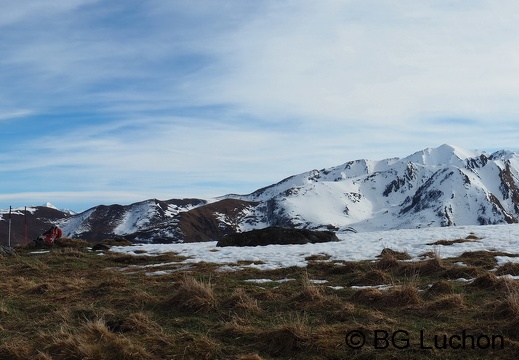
[43,202,77,215]
[230,144,519,232]
[57,144,519,243]
[58,198,207,243]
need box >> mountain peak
[44,202,58,210]
[405,144,480,166]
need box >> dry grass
[165,275,216,313]
[377,248,412,260]
[1,242,519,359]
[427,280,454,295]
[424,294,464,311]
[351,269,392,286]
[40,319,153,359]
[376,249,444,278]
[442,265,482,280]
[458,250,519,269]
[292,272,327,302]
[235,354,264,360]
[496,262,519,276]
[383,283,422,307]
[53,237,89,248]
[224,288,262,314]
[471,272,506,290]
[426,238,476,246]
[261,314,314,356]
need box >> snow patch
[110,223,519,271]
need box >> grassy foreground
[0,236,519,359]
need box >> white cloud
[181,1,519,125]
[0,0,100,26]
[0,191,148,211]
[1,1,519,211]
[0,110,33,121]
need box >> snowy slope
[230,144,519,233]
[58,198,206,242]
[58,144,519,243]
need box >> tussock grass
[496,262,519,276]
[376,254,401,271]
[165,275,216,313]
[458,250,519,269]
[100,237,134,246]
[427,238,476,246]
[427,280,454,295]
[424,294,464,311]
[53,237,89,248]
[471,272,506,290]
[376,248,445,277]
[235,354,264,360]
[224,287,262,314]
[292,272,327,302]
[351,269,392,286]
[377,248,412,260]
[442,265,482,279]
[488,284,519,321]
[261,314,314,356]
[306,260,360,275]
[172,331,224,359]
[305,253,332,261]
[2,243,519,359]
[40,319,152,360]
[383,283,422,307]
[49,247,87,258]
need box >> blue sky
[1,0,519,212]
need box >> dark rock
[0,245,16,256]
[92,243,111,251]
[216,227,339,247]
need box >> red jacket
[43,227,63,243]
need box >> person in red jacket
[38,226,63,244]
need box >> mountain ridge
[3,144,518,245]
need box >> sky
[1,1,519,213]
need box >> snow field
[109,223,519,273]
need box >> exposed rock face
[178,199,258,242]
[216,227,339,247]
[58,198,207,243]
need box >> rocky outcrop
[216,227,339,247]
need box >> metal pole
[24,206,27,245]
[8,206,12,248]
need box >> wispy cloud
[191,1,519,124]
[1,1,519,211]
